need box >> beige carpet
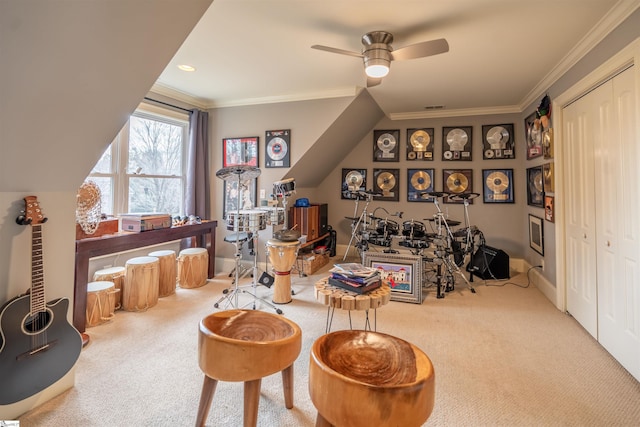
[18,261,640,426]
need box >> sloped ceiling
[0,0,213,192]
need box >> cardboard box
[119,213,172,232]
[75,218,119,240]
[301,252,330,275]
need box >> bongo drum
[178,247,209,289]
[86,281,119,327]
[148,250,177,297]
[93,266,125,310]
[123,256,159,312]
[265,239,300,304]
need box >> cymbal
[448,192,480,201]
[345,216,360,222]
[419,191,449,198]
[368,214,383,221]
[273,228,301,242]
[216,165,261,181]
[424,217,461,227]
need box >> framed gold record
[443,169,473,204]
[373,168,400,201]
[543,162,554,193]
[527,165,544,207]
[406,128,434,161]
[482,123,514,159]
[442,126,472,161]
[341,168,367,200]
[482,169,514,203]
[407,169,434,202]
[373,129,400,162]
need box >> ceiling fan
[311,31,449,87]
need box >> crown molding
[389,105,522,121]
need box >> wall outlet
[260,189,266,199]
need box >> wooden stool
[123,256,159,312]
[93,266,125,309]
[309,330,435,427]
[85,281,119,328]
[196,309,302,427]
[178,247,208,289]
[148,250,176,297]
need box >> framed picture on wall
[373,168,400,202]
[341,168,366,200]
[364,252,422,304]
[525,112,543,160]
[223,179,257,218]
[407,169,435,202]
[442,126,472,161]
[373,129,400,161]
[545,195,555,222]
[406,128,434,161]
[443,169,473,204]
[527,166,544,207]
[223,137,259,167]
[529,214,544,255]
[482,169,514,203]
[482,123,515,159]
[265,129,290,168]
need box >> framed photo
[482,169,514,203]
[545,195,555,222]
[373,168,400,202]
[543,128,554,159]
[442,126,472,161]
[482,123,515,159]
[543,162,554,193]
[364,252,423,304]
[529,214,544,255]
[341,168,366,200]
[223,137,259,167]
[407,169,435,202]
[373,129,400,161]
[525,112,543,160]
[527,166,544,207]
[223,179,257,218]
[443,169,473,204]
[265,129,290,168]
[406,128,434,161]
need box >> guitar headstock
[17,196,48,226]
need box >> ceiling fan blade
[311,44,363,58]
[367,77,382,88]
[390,38,449,61]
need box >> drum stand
[343,191,376,263]
[428,193,476,298]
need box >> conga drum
[86,281,119,328]
[265,239,300,304]
[178,247,209,289]
[148,250,177,297]
[93,266,125,310]
[123,256,160,312]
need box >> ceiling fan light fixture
[365,59,390,78]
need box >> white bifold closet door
[563,66,640,381]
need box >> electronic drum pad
[410,170,431,191]
[409,130,430,151]
[486,171,509,193]
[446,172,469,193]
[345,170,364,191]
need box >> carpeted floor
[18,260,640,426]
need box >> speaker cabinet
[466,245,510,280]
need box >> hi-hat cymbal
[448,192,480,201]
[419,191,449,198]
[344,216,360,222]
[216,165,261,181]
[424,217,461,226]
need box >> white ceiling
[154,0,638,119]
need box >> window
[86,103,189,216]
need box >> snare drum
[86,281,119,327]
[263,207,285,226]
[273,178,296,195]
[226,209,267,232]
[93,266,125,310]
[266,239,300,304]
[402,220,426,239]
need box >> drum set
[214,165,301,313]
[344,186,483,299]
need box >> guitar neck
[31,223,46,314]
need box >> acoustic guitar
[0,196,82,404]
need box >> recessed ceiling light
[177,64,196,72]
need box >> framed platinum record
[265,129,290,168]
[373,129,400,162]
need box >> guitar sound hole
[24,310,52,334]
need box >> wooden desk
[73,221,217,334]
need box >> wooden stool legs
[195,365,295,427]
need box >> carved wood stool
[309,330,435,427]
[196,309,302,427]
